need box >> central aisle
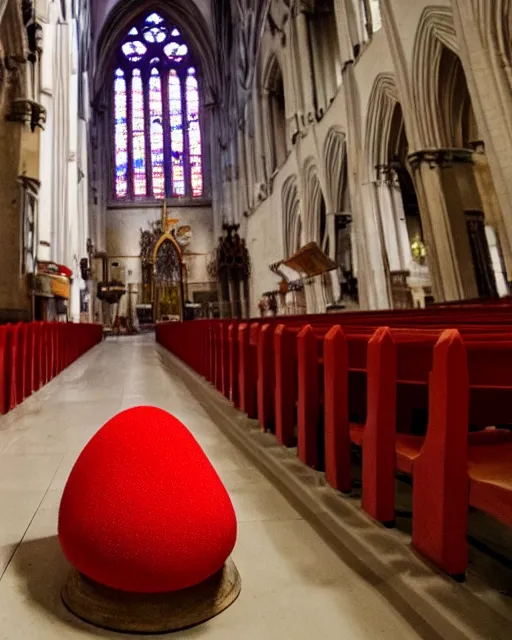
[0,336,421,639]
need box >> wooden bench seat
[156,312,512,579]
[412,331,512,576]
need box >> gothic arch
[94,0,215,105]
[282,175,302,257]
[412,6,460,148]
[302,157,327,248]
[471,0,512,71]
[260,50,284,92]
[364,73,400,181]
[261,52,287,173]
[323,127,347,213]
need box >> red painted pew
[413,331,512,576]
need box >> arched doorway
[152,234,185,322]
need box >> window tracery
[113,12,204,201]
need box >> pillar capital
[6,98,46,131]
[408,148,473,171]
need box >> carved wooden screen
[154,238,183,320]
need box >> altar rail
[0,322,103,415]
[156,304,512,579]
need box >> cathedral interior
[0,0,512,638]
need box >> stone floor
[0,335,507,639]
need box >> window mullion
[110,83,116,200]
[126,68,134,200]
[181,69,191,197]
[161,65,172,199]
[142,69,152,198]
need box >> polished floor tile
[0,336,425,638]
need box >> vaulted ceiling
[90,0,212,40]
[90,0,216,103]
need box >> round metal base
[62,558,241,634]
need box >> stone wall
[105,204,215,315]
[213,0,512,314]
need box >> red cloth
[58,406,237,593]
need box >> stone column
[285,14,304,137]
[294,3,315,125]
[281,33,299,145]
[389,177,413,270]
[451,0,512,272]
[307,13,326,118]
[237,127,248,216]
[374,166,404,272]
[471,141,512,285]
[343,62,388,309]
[38,18,55,262]
[244,117,255,211]
[326,211,341,302]
[322,15,340,105]
[260,87,275,180]
[251,80,267,190]
[0,109,30,320]
[409,149,479,301]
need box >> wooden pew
[255,308,512,434]
[356,328,512,522]
[413,331,512,577]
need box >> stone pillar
[322,15,340,105]
[260,88,274,180]
[342,60,387,309]
[471,141,512,286]
[0,2,45,321]
[284,16,302,140]
[307,13,326,118]
[294,4,315,125]
[409,149,480,302]
[251,80,267,190]
[38,17,55,262]
[281,36,299,145]
[451,1,512,272]
[358,182,391,309]
[237,126,248,216]
[0,111,29,320]
[326,211,341,301]
[374,167,403,272]
[390,178,412,270]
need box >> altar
[139,203,190,323]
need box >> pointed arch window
[112,12,204,201]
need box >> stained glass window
[186,68,203,197]
[169,69,185,196]
[146,13,164,25]
[112,12,204,200]
[164,42,188,62]
[149,69,165,199]
[131,69,147,196]
[114,69,128,198]
[122,41,147,62]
